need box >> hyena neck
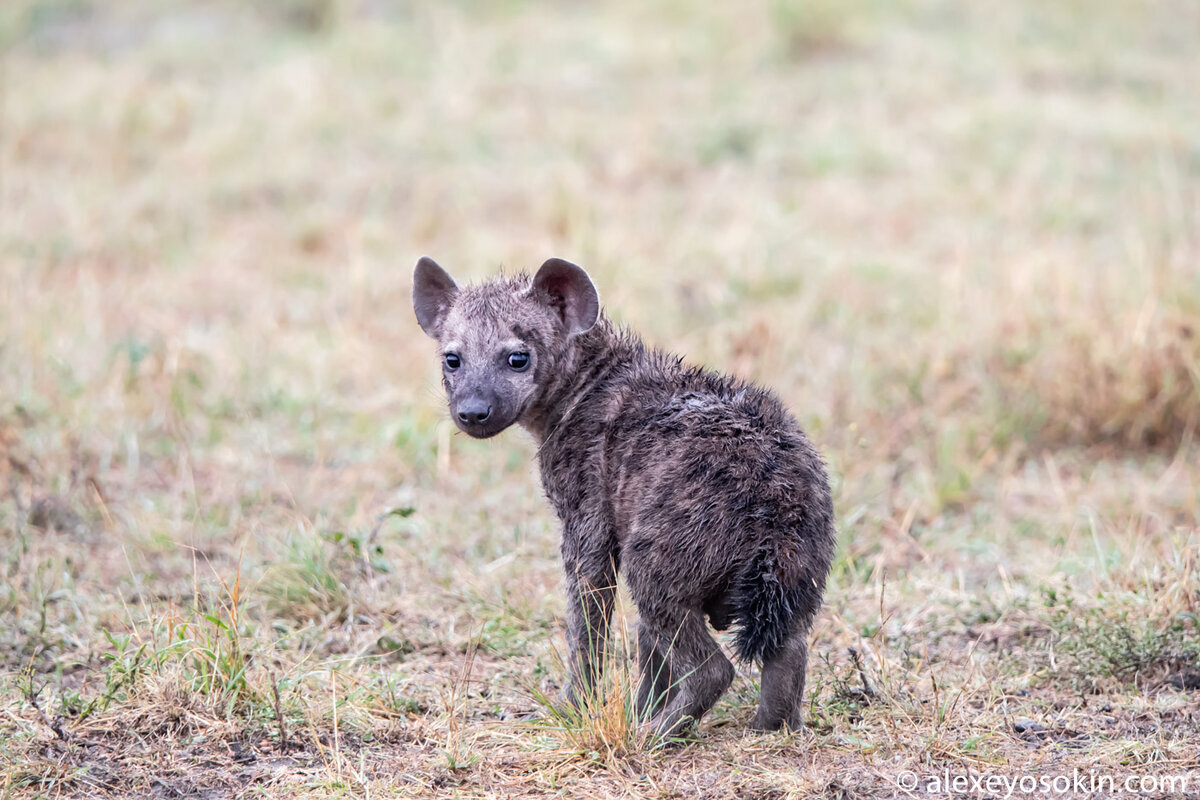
[520,316,640,444]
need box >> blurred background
[1,0,1198,795]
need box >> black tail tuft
[730,545,807,663]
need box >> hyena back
[413,256,836,735]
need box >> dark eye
[508,352,530,371]
[444,353,461,371]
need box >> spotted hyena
[413,256,835,735]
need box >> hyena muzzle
[413,256,836,736]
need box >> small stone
[1013,718,1047,734]
[1165,672,1200,691]
[29,495,85,533]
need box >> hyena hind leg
[750,623,810,731]
[645,612,734,738]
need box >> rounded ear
[532,258,599,335]
[413,256,459,337]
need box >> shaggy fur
[413,256,836,735]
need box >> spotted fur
[413,256,836,734]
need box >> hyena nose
[457,404,492,425]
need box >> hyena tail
[730,537,822,663]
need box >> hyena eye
[444,353,461,371]
[508,352,530,371]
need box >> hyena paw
[645,711,696,743]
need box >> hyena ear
[532,258,599,335]
[413,256,459,337]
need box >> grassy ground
[2,0,1199,797]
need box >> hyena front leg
[636,620,675,719]
[561,555,617,709]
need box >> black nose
[457,404,492,425]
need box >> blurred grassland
[1,0,1199,797]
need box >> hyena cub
[413,256,835,735]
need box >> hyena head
[412,256,600,438]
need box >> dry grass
[989,305,1199,448]
[2,0,1199,797]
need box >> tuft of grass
[529,656,658,769]
[256,0,340,35]
[437,634,481,773]
[1038,540,1200,691]
[260,525,355,624]
[988,307,1200,449]
[526,604,667,769]
[60,564,263,724]
[771,0,861,60]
